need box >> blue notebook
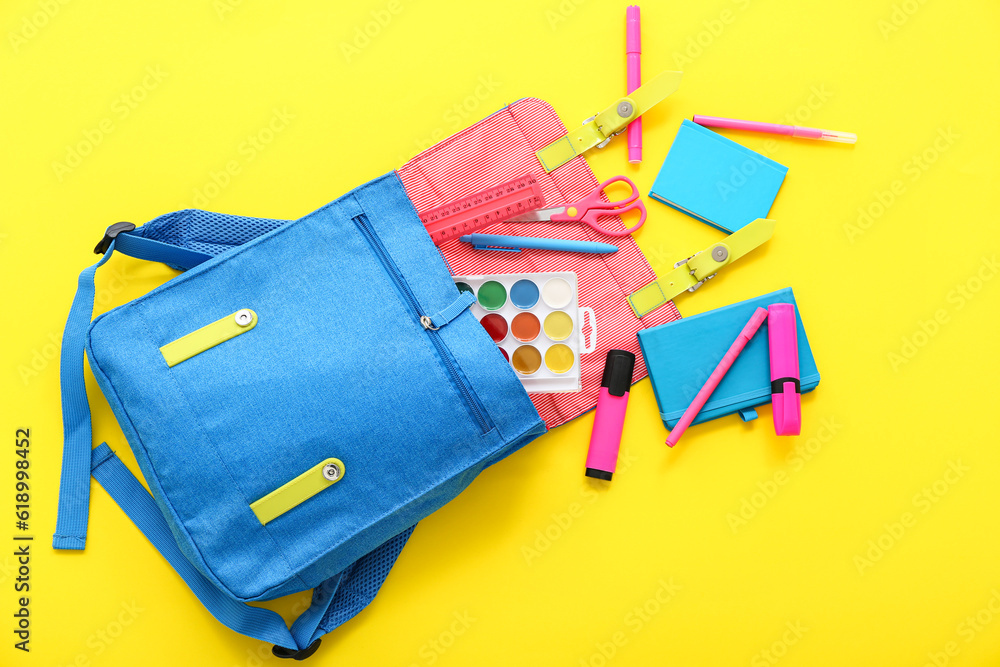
[636,288,819,429]
[649,120,788,233]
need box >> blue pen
[458,233,618,254]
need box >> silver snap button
[617,101,634,118]
[234,309,254,327]
[322,463,341,481]
[712,245,729,262]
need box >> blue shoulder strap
[91,444,412,655]
[52,233,212,550]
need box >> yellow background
[2,0,999,665]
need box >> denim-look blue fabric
[84,172,546,604]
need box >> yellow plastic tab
[627,219,776,317]
[687,219,776,279]
[628,70,683,118]
[159,309,257,367]
[536,70,683,172]
[250,458,345,525]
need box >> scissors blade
[506,206,566,222]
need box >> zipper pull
[420,292,476,331]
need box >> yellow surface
[1,1,998,665]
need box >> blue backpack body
[54,172,546,658]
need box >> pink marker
[666,308,769,447]
[626,6,642,163]
[585,350,636,480]
[768,303,801,435]
[692,115,857,144]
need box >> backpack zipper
[352,214,493,435]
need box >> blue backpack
[54,172,546,659]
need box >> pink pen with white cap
[693,115,857,144]
[768,303,801,436]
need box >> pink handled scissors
[506,175,647,237]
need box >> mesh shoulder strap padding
[136,209,291,257]
[318,528,414,633]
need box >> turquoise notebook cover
[649,120,788,233]
[636,288,819,429]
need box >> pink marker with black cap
[768,303,801,435]
[585,350,636,480]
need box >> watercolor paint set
[452,272,596,393]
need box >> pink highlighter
[626,6,642,163]
[768,303,801,435]
[585,350,636,480]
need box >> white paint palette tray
[452,271,596,393]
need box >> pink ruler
[417,174,544,246]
